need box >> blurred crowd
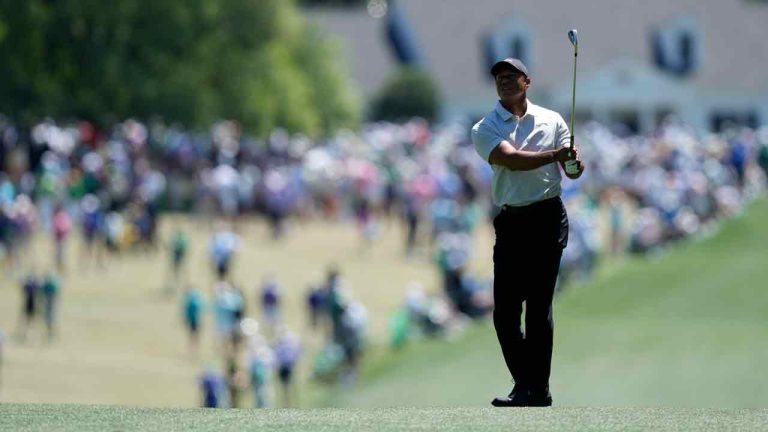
[189,260,371,408]
[3,115,765,275]
[1,113,767,406]
[558,121,768,284]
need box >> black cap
[490,58,530,78]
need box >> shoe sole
[491,399,527,407]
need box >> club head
[568,29,578,47]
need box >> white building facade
[307,0,768,134]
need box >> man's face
[495,68,530,99]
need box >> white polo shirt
[472,100,571,207]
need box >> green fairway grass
[1,404,766,432]
[319,198,768,408]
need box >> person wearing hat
[471,58,584,407]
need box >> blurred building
[306,0,768,133]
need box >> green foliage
[369,68,440,123]
[298,0,366,6]
[0,0,359,136]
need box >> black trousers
[492,196,568,392]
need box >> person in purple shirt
[200,368,225,408]
[306,283,325,330]
[79,194,105,270]
[260,275,281,332]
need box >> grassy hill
[315,198,768,408]
[1,404,766,432]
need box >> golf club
[566,29,580,175]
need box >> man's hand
[563,158,584,179]
[554,146,577,163]
[555,147,584,179]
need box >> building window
[655,107,676,128]
[484,19,533,80]
[385,2,423,67]
[610,110,640,136]
[510,36,527,65]
[710,110,759,132]
[651,17,701,77]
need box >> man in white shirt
[471,57,584,407]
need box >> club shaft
[569,47,577,150]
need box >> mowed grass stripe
[1,404,766,432]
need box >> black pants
[492,196,568,392]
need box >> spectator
[260,275,281,332]
[182,286,205,352]
[52,205,72,271]
[18,273,39,341]
[757,131,768,182]
[200,368,226,408]
[167,228,190,294]
[224,352,246,408]
[0,329,5,390]
[337,301,368,386]
[79,194,105,270]
[209,224,239,281]
[306,283,325,330]
[41,272,61,341]
[273,328,302,407]
[213,281,243,351]
[247,337,275,408]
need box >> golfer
[471,58,584,407]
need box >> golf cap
[490,58,530,78]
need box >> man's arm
[489,140,574,171]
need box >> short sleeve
[555,115,571,150]
[471,119,502,163]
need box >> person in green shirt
[758,140,768,182]
[182,286,205,351]
[167,229,189,295]
[42,272,61,341]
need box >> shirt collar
[495,99,535,122]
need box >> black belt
[501,196,560,215]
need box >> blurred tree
[0,0,359,137]
[298,0,366,6]
[369,67,440,123]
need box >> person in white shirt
[471,57,584,407]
